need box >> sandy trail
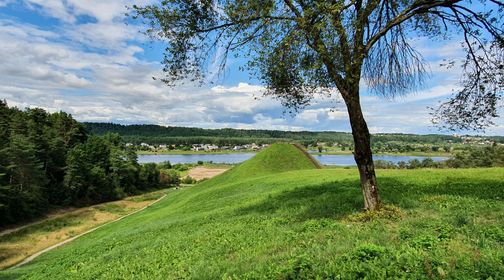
[187,167,229,180]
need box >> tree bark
[343,91,381,210]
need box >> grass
[1,144,503,279]
[210,143,320,183]
[0,190,167,270]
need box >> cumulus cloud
[0,1,502,135]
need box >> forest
[84,122,497,146]
[0,101,165,225]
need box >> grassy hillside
[2,146,503,279]
[211,143,320,184]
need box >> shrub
[158,161,172,169]
[181,176,196,184]
[374,160,396,169]
[346,204,404,222]
[173,163,189,171]
[160,169,180,186]
[353,243,386,261]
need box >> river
[137,153,447,166]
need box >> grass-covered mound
[2,168,504,279]
[208,143,320,184]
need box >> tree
[132,0,503,210]
[2,133,47,222]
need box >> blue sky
[0,1,502,135]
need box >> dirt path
[9,194,166,269]
[1,192,167,270]
[187,166,229,180]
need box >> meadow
[1,144,503,279]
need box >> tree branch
[365,0,462,53]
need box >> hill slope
[2,165,504,278]
[212,143,321,184]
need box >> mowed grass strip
[2,145,503,279]
[0,190,167,270]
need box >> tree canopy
[132,0,503,210]
[0,101,165,225]
[133,0,503,128]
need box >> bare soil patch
[187,167,229,180]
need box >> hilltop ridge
[206,143,321,184]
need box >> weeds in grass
[345,204,404,222]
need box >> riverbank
[137,150,258,155]
[311,151,452,157]
[137,150,452,157]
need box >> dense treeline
[447,145,504,167]
[374,145,504,169]
[85,122,476,146]
[0,101,164,225]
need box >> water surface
[138,153,447,166]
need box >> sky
[0,1,502,135]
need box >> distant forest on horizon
[84,122,504,146]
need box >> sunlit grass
[1,145,503,279]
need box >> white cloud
[397,85,462,103]
[0,3,502,135]
[211,83,264,95]
[0,0,13,7]
[24,0,75,23]
[22,0,155,23]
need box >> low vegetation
[374,145,504,169]
[2,144,503,279]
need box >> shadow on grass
[237,180,363,221]
[379,176,504,204]
[237,176,504,221]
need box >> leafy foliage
[0,101,165,225]
[132,0,503,129]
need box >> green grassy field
[2,144,503,279]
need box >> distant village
[126,134,503,154]
[127,142,271,152]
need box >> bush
[158,161,172,169]
[181,176,196,184]
[197,160,203,165]
[139,163,161,189]
[353,243,386,261]
[160,169,180,186]
[173,163,189,171]
[374,160,396,169]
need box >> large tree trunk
[343,92,381,210]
